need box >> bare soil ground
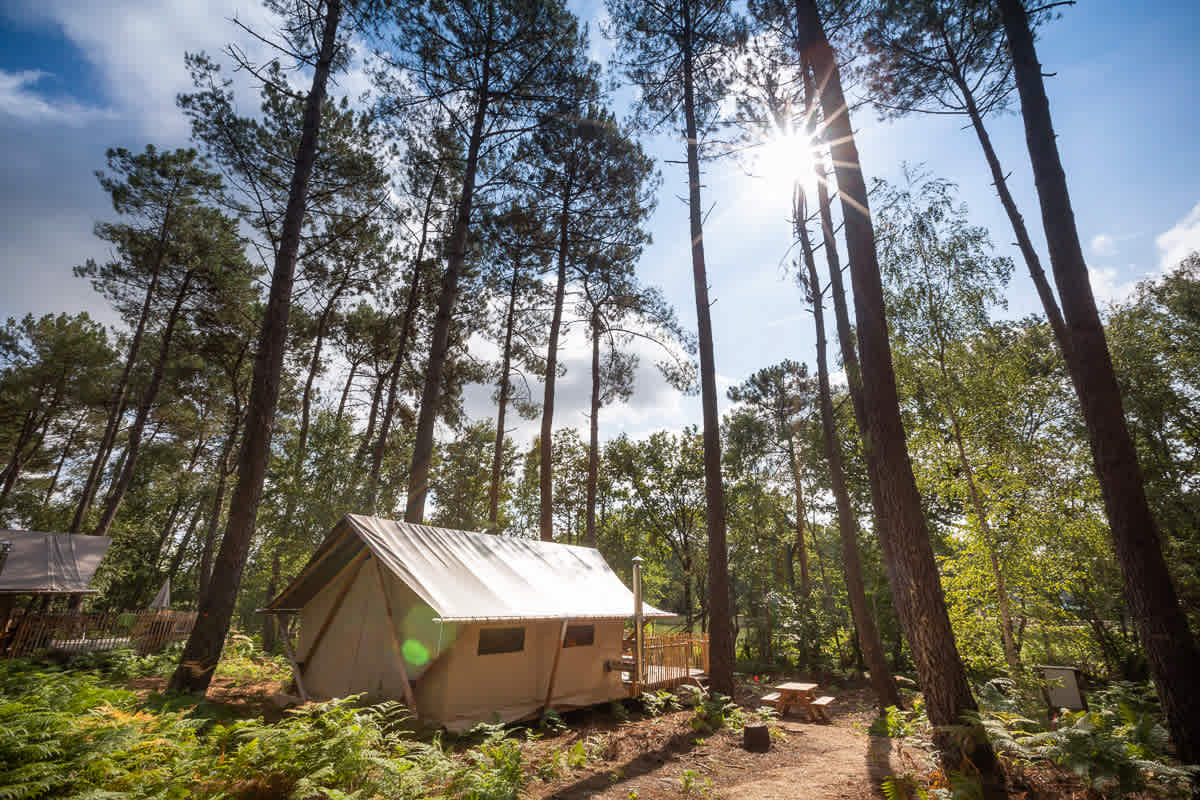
[525,681,915,800]
[128,674,289,721]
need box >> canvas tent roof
[0,530,111,595]
[265,514,672,622]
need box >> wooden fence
[1,609,197,658]
[628,632,709,694]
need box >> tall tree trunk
[43,415,84,505]
[93,273,192,537]
[798,188,903,709]
[948,419,1021,676]
[681,5,733,696]
[584,305,602,547]
[998,0,1200,761]
[404,69,490,524]
[795,0,993,772]
[0,394,46,505]
[297,281,348,461]
[94,272,194,539]
[71,209,174,533]
[488,266,521,529]
[366,174,437,512]
[334,360,358,426]
[170,0,342,694]
[198,418,238,603]
[954,74,1069,353]
[262,551,280,652]
[166,496,206,587]
[356,369,387,464]
[539,187,573,541]
[785,435,811,597]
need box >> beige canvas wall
[428,620,626,732]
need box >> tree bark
[998,0,1200,762]
[43,415,84,505]
[681,2,733,697]
[367,169,439,511]
[71,204,174,533]
[334,359,358,426]
[488,264,521,529]
[198,418,237,603]
[94,271,194,539]
[166,496,206,587]
[539,187,573,541]
[956,76,1069,355]
[798,187,903,710]
[784,434,810,597]
[262,551,280,652]
[404,65,490,525]
[298,280,348,462]
[169,0,342,694]
[795,0,993,772]
[0,391,53,505]
[584,305,602,548]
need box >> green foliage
[538,708,568,734]
[871,705,917,739]
[0,661,544,800]
[971,679,1197,796]
[882,773,929,800]
[687,688,740,735]
[641,689,681,716]
[679,768,714,796]
[448,723,526,800]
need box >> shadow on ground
[544,728,699,799]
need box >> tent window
[478,626,524,655]
[563,624,594,648]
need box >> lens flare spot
[402,639,430,666]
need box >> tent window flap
[478,626,525,655]
[563,624,594,648]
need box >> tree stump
[743,722,770,752]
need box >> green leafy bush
[641,689,681,716]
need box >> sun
[747,126,818,205]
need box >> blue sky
[1,0,1198,446]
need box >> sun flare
[748,127,818,205]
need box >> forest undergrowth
[1,638,1195,800]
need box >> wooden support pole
[543,619,569,712]
[279,613,310,702]
[299,549,368,669]
[374,557,417,714]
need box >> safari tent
[262,514,673,731]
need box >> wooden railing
[626,632,709,694]
[1,609,197,658]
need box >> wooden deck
[624,665,707,694]
[621,633,709,695]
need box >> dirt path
[528,686,919,800]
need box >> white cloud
[1088,266,1138,306]
[1090,233,1116,257]
[1157,201,1200,271]
[0,69,116,125]
[9,0,285,139]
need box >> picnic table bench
[761,681,836,723]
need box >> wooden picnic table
[763,681,835,723]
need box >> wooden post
[374,558,417,713]
[633,556,644,695]
[543,619,569,711]
[278,613,310,702]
